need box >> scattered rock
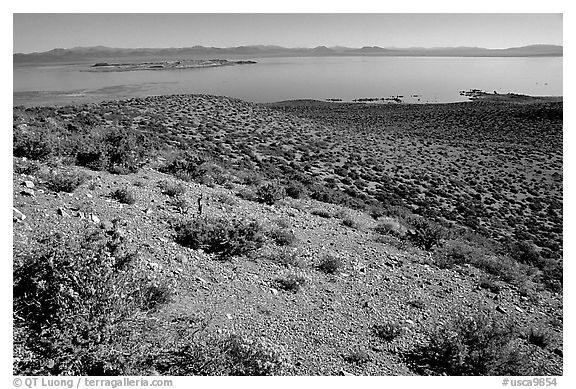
[496,306,508,314]
[20,188,35,197]
[57,207,71,218]
[13,207,26,222]
[196,276,210,284]
[100,220,114,231]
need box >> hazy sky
[13,13,563,53]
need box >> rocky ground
[13,94,563,375]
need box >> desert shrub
[13,159,41,175]
[344,349,371,364]
[13,128,54,161]
[372,322,403,341]
[236,171,263,186]
[153,330,289,376]
[175,216,264,260]
[139,285,172,311]
[478,276,502,294]
[537,258,563,292]
[407,298,426,310]
[256,181,286,205]
[404,311,532,376]
[509,241,541,267]
[374,218,404,237]
[284,180,307,199]
[266,247,305,268]
[13,229,171,375]
[44,170,88,193]
[236,187,257,202]
[159,151,218,183]
[216,193,238,206]
[526,327,553,349]
[274,218,291,229]
[311,209,332,218]
[268,228,297,246]
[111,188,136,205]
[317,254,342,274]
[368,205,388,220]
[470,255,535,291]
[76,127,150,174]
[275,274,306,293]
[158,181,186,197]
[508,241,562,292]
[433,241,477,269]
[406,217,445,251]
[170,196,190,213]
[342,217,358,229]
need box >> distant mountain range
[14,44,563,64]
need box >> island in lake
[87,59,257,72]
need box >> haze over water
[13,56,562,106]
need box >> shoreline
[13,90,563,108]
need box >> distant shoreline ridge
[14,44,563,64]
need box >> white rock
[13,207,26,221]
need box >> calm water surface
[13,57,562,106]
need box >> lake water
[13,56,562,106]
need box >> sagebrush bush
[170,196,190,213]
[13,229,171,375]
[433,241,476,269]
[13,128,54,161]
[175,216,264,260]
[284,180,307,199]
[344,349,371,364]
[372,322,403,341]
[76,127,150,174]
[478,276,502,294]
[317,254,342,274]
[406,217,445,251]
[374,218,404,237]
[268,228,297,246]
[404,311,534,376]
[111,188,136,205]
[158,181,186,197]
[275,274,306,293]
[509,241,562,292]
[266,247,304,268]
[256,181,286,205]
[159,151,214,182]
[341,218,356,228]
[236,187,257,202]
[311,209,332,218]
[44,170,88,193]
[216,193,238,206]
[152,330,290,375]
[527,327,553,349]
[14,159,41,175]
